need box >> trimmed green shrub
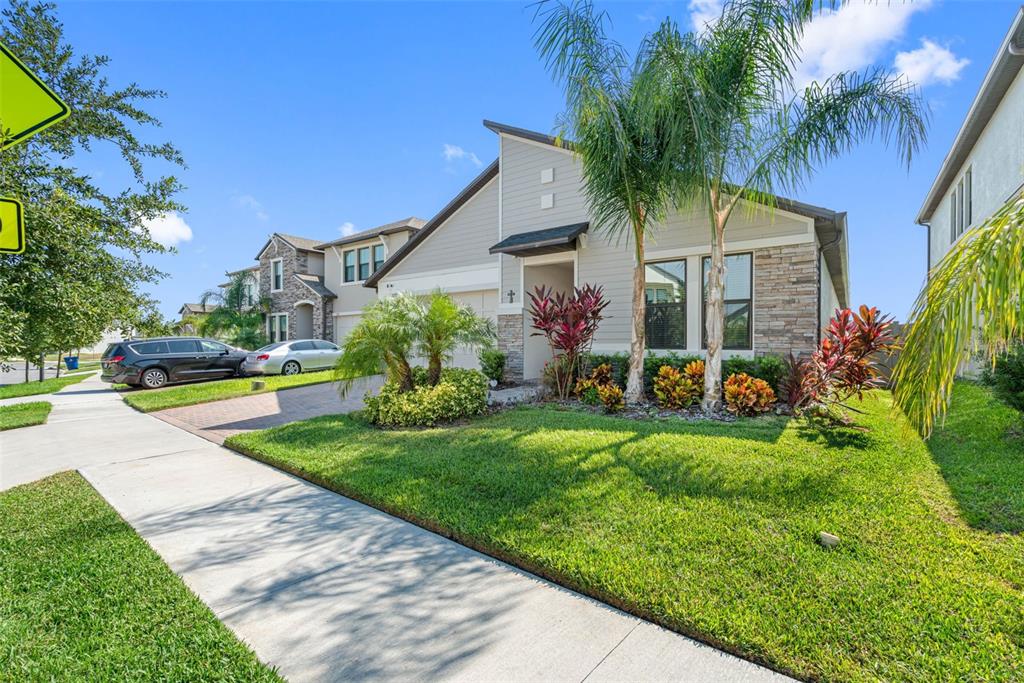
[363,367,488,427]
[989,343,1024,413]
[478,348,506,384]
[585,352,629,387]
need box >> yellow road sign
[0,41,69,150]
[0,197,24,254]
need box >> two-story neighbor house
[368,120,849,381]
[218,266,260,307]
[917,7,1024,272]
[253,220,423,344]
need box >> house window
[644,259,686,349]
[373,244,385,272]
[270,259,284,292]
[343,250,356,283]
[950,166,973,242]
[358,247,371,280]
[268,313,288,342]
[702,252,753,350]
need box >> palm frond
[892,194,1024,436]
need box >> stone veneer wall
[497,314,524,382]
[753,242,819,358]
[259,238,332,341]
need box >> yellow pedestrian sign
[0,197,24,254]
[0,41,69,150]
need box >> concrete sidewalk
[1,376,791,682]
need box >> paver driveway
[152,376,381,444]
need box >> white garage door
[333,314,361,346]
[449,289,498,370]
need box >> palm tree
[533,0,680,403]
[645,0,927,410]
[416,290,496,385]
[198,271,268,349]
[892,193,1024,436]
[335,293,420,396]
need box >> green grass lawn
[0,472,281,681]
[0,401,52,431]
[122,369,337,412]
[227,385,1024,682]
[0,373,89,400]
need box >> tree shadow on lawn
[926,383,1024,534]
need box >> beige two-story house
[368,120,849,381]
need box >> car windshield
[255,342,287,353]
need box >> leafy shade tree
[335,293,420,396]
[892,194,1024,436]
[645,0,927,410]
[0,1,184,374]
[533,1,679,403]
[199,272,269,349]
[416,290,495,385]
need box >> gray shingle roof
[179,303,219,315]
[293,273,336,299]
[277,233,327,252]
[315,217,426,250]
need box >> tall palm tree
[534,0,680,403]
[892,194,1024,437]
[198,271,268,349]
[645,0,927,410]
[416,290,496,385]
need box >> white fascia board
[378,263,498,297]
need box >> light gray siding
[388,178,500,279]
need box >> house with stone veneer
[252,220,422,344]
[366,120,849,382]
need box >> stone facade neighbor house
[315,217,424,343]
[916,7,1024,273]
[255,233,334,343]
[367,120,849,382]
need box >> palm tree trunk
[427,354,442,386]
[625,220,646,404]
[703,211,727,412]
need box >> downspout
[816,215,845,345]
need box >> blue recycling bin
[64,356,79,371]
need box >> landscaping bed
[121,369,337,412]
[0,373,89,400]
[226,385,1024,682]
[0,401,52,431]
[0,472,280,681]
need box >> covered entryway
[294,302,315,340]
[522,258,575,380]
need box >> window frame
[701,251,754,351]
[357,247,371,281]
[643,258,687,350]
[343,249,356,283]
[372,244,385,273]
[270,258,284,292]
[268,313,289,343]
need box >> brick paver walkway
[152,376,381,444]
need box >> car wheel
[282,361,301,376]
[141,368,168,389]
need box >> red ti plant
[527,284,608,399]
[784,305,896,419]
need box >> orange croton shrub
[723,373,776,415]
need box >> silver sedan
[242,339,342,376]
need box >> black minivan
[101,337,248,389]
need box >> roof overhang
[917,7,1024,224]
[489,222,589,257]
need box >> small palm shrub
[597,383,625,413]
[363,367,488,427]
[479,348,506,384]
[723,373,776,416]
[653,366,701,409]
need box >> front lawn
[122,369,337,412]
[227,387,1024,682]
[0,472,280,681]
[0,373,89,400]
[0,401,52,431]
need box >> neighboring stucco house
[368,120,849,381]
[217,265,260,308]
[315,217,424,343]
[916,7,1024,272]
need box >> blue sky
[54,0,1020,320]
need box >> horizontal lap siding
[388,179,500,279]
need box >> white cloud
[234,193,269,222]
[793,1,931,89]
[895,38,969,88]
[442,143,482,168]
[689,0,722,32]
[142,212,193,248]
[338,222,357,236]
